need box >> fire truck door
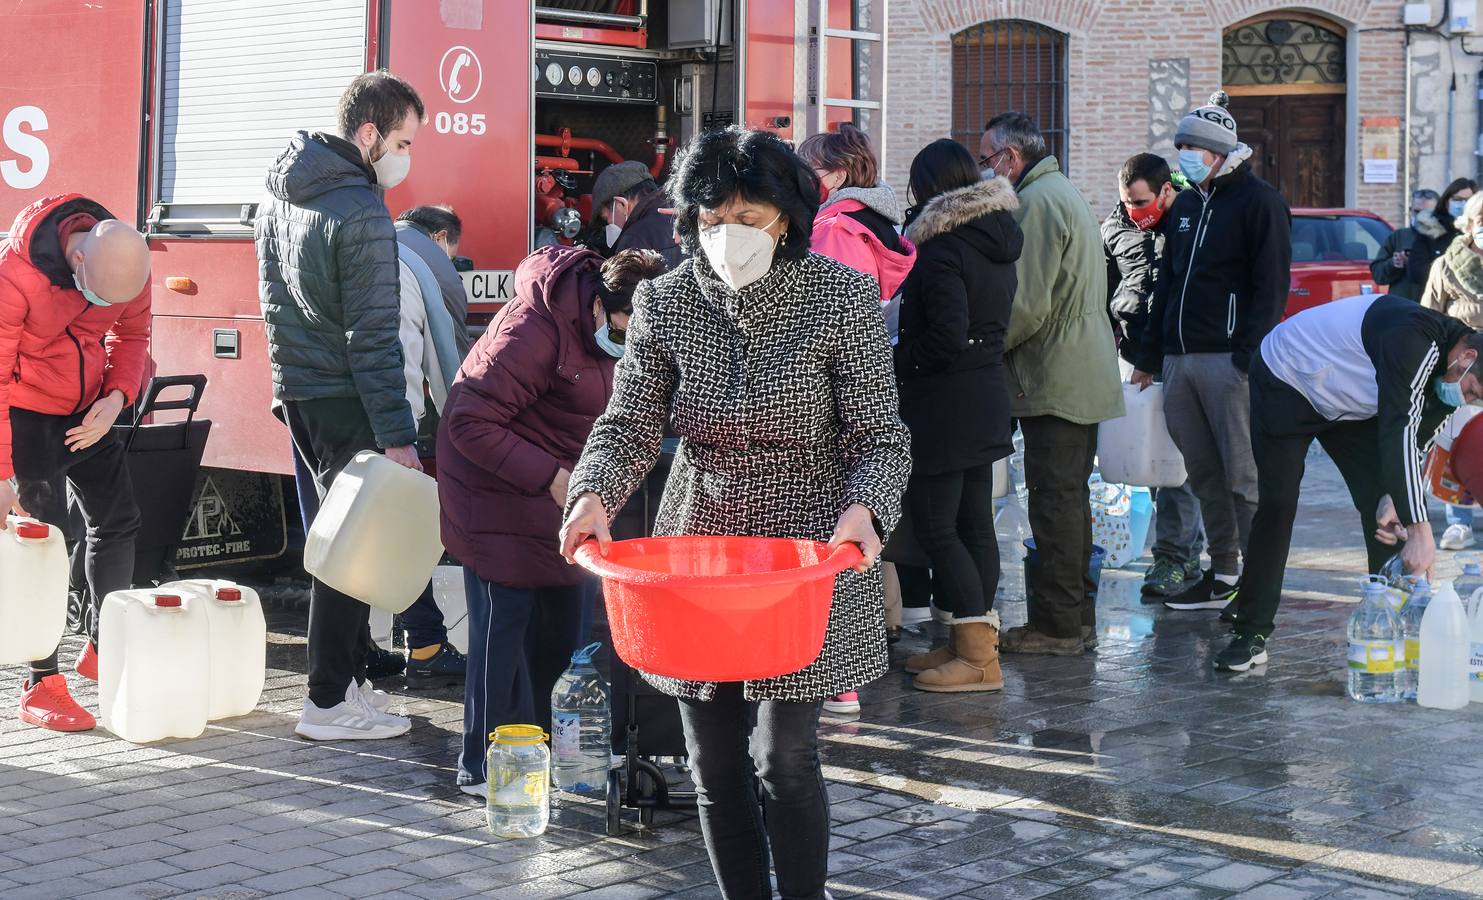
[383,0,533,294]
[0,0,148,229]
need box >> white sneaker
[459,782,486,799]
[1441,524,1476,551]
[359,679,393,711]
[294,684,410,741]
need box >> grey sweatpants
[1161,352,1258,574]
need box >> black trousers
[283,398,381,709]
[1021,415,1099,639]
[678,683,829,900]
[1238,353,1391,639]
[12,407,141,661]
[905,463,999,618]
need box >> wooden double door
[1227,93,1345,208]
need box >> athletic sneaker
[1220,603,1238,624]
[359,679,393,712]
[1142,557,1188,597]
[18,674,94,732]
[822,691,861,715]
[406,643,467,689]
[459,782,486,799]
[1213,634,1268,672]
[366,644,407,679]
[1441,524,1477,551]
[1164,570,1239,611]
[296,684,410,741]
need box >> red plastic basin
[1450,414,1483,504]
[575,536,860,682]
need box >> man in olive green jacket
[982,112,1124,657]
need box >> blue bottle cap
[572,642,602,664]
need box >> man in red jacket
[0,193,151,732]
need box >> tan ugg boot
[913,618,1004,693]
[904,628,955,674]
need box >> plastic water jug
[170,580,266,720]
[1097,384,1188,488]
[304,451,444,613]
[1398,580,1432,700]
[487,725,550,838]
[1346,577,1403,703]
[99,589,211,742]
[1468,588,1483,704]
[551,642,611,793]
[0,517,68,666]
[1418,580,1471,710]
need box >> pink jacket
[810,190,916,303]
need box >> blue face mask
[1434,358,1476,407]
[1178,149,1212,185]
[1451,199,1469,219]
[595,320,625,359]
[72,268,111,306]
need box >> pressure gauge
[545,62,564,85]
[587,67,602,88]
[568,65,583,86]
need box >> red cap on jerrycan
[215,587,242,602]
[153,594,183,608]
[1450,415,1483,505]
[14,522,49,540]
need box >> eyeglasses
[978,148,1008,171]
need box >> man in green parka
[981,112,1125,656]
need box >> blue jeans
[1448,505,1475,528]
[678,683,830,900]
[291,440,447,650]
[457,569,590,785]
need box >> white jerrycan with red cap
[99,588,210,743]
[168,579,266,720]
[0,517,69,666]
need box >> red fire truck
[2,0,888,569]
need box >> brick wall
[885,0,1408,221]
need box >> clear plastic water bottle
[1347,576,1403,703]
[1399,580,1433,701]
[486,725,550,838]
[1457,554,1483,617]
[550,642,611,794]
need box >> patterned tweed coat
[568,251,912,702]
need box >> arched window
[952,20,1068,167]
[1223,16,1346,87]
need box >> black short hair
[1118,153,1172,194]
[666,126,817,261]
[1467,330,1483,358]
[907,139,980,207]
[338,70,425,140]
[397,204,462,244]
[1441,178,1480,229]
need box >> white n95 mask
[698,213,781,291]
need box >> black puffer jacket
[255,131,416,449]
[1102,202,1165,365]
[896,176,1023,475]
[1136,149,1291,374]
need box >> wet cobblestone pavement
[5,452,1483,898]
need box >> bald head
[69,219,150,304]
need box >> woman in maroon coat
[438,244,664,795]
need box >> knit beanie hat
[1174,91,1238,156]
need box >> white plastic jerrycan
[0,517,69,666]
[99,589,211,742]
[304,451,444,614]
[169,579,267,720]
[1097,383,1188,488]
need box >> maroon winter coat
[437,245,615,588]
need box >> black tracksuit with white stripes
[1237,294,1473,638]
